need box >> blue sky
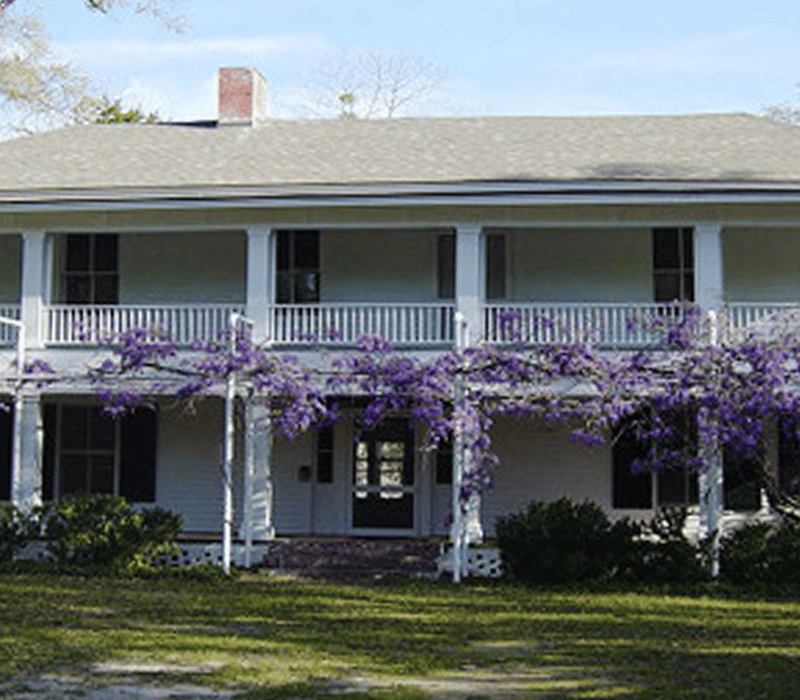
[29,0,800,121]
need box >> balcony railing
[269,303,456,346]
[45,304,245,346]
[0,304,21,346]
[483,302,690,348]
[726,302,800,341]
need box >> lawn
[1,572,799,699]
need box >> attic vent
[218,67,268,127]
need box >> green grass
[1,572,799,698]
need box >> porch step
[257,537,443,580]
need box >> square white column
[454,225,483,346]
[20,230,47,350]
[246,225,274,343]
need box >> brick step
[257,537,443,580]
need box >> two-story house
[2,67,800,559]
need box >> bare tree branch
[298,50,447,119]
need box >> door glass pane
[486,234,506,300]
[437,234,455,299]
[89,409,115,450]
[653,273,680,303]
[94,274,119,304]
[377,440,405,496]
[294,230,319,268]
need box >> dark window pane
[294,272,319,303]
[276,231,291,271]
[61,406,88,449]
[318,425,334,451]
[0,407,12,501]
[66,234,91,272]
[93,234,118,272]
[94,274,119,304]
[120,409,157,502]
[90,455,114,494]
[682,227,694,268]
[353,493,413,528]
[60,454,88,496]
[276,271,292,304]
[437,234,455,299]
[65,274,92,304]
[293,230,319,269]
[89,409,115,450]
[486,233,506,300]
[657,468,698,505]
[653,228,680,269]
[779,421,800,498]
[653,273,681,303]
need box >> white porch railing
[45,304,245,346]
[0,304,21,346]
[269,303,456,346]
[726,302,800,340]
[483,302,690,347]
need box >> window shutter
[0,407,12,501]
[120,409,157,502]
[42,404,56,501]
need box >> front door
[352,419,414,530]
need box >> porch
[4,301,800,349]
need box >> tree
[297,50,447,119]
[0,1,182,135]
[93,96,159,123]
[764,85,800,125]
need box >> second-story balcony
[44,304,246,346]
[268,303,456,347]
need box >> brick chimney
[218,67,268,126]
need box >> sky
[17,0,800,123]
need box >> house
[2,66,800,567]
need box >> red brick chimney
[218,67,268,126]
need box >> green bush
[720,519,800,587]
[0,503,34,562]
[496,497,620,584]
[39,494,182,574]
[496,498,706,586]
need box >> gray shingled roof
[2,113,800,194]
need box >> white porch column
[694,224,724,313]
[20,230,47,350]
[454,224,483,345]
[241,398,274,567]
[11,392,42,511]
[693,224,724,577]
[246,225,274,343]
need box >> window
[437,233,455,299]
[652,227,694,302]
[486,233,506,300]
[42,404,156,502]
[778,419,800,500]
[63,233,118,304]
[316,425,334,483]
[612,411,698,509]
[276,230,320,303]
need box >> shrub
[496,498,706,586]
[39,494,182,574]
[496,497,620,584]
[0,503,34,562]
[720,519,800,587]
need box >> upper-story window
[62,233,118,304]
[652,227,694,302]
[276,230,320,303]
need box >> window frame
[652,227,694,303]
[61,233,119,305]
